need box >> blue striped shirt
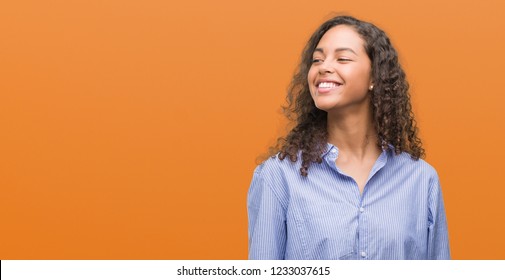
[247,144,450,260]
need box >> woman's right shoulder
[252,153,301,183]
[249,154,299,206]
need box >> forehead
[316,25,366,53]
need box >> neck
[327,106,380,160]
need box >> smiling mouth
[316,82,342,91]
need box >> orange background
[1,0,504,259]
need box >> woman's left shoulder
[390,151,439,179]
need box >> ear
[368,75,374,91]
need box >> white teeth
[318,82,339,88]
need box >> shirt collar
[322,142,393,159]
[323,142,391,176]
[322,143,338,158]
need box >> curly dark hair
[269,15,425,177]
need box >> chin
[314,102,335,112]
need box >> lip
[315,78,343,86]
[314,79,343,94]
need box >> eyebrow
[313,47,357,55]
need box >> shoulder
[387,150,439,181]
[254,154,301,178]
[384,151,443,200]
[253,154,302,185]
[249,155,300,209]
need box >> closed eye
[337,58,352,62]
[312,58,324,64]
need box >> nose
[318,60,335,74]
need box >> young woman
[247,15,450,260]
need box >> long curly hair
[269,15,424,177]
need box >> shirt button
[331,149,337,154]
[361,251,367,258]
[359,207,365,213]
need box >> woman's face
[308,25,372,114]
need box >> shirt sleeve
[247,165,287,260]
[427,175,451,259]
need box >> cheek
[346,68,371,88]
[307,66,317,82]
[307,68,318,93]
[307,69,317,95]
